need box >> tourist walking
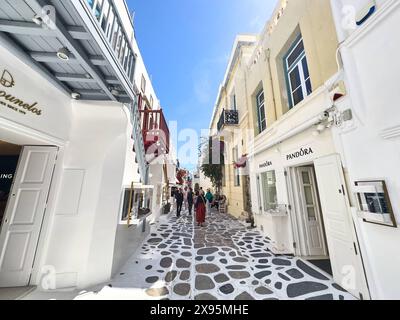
[187,187,194,216]
[205,189,213,214]
[183,186,188,210]
[194,191,206,227]
[175,188,184,218]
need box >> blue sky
[127,0,276,170]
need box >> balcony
[217,109,239,131]
[0,0,137,102]
[140,109,170,158]
[83,0,136,85]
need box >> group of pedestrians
[173,187,215,227]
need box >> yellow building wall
[211,45,255,219]
[247,0,339,131]
[209,0,338,218]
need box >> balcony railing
[140,109,170,157]
[217,109,239,131]
[84,0,136,83]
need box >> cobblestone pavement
[86,209,355,300]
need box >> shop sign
[259,160,273,169]
[0,156,19,201]
[0,69,43,116]
[0,174,13,179]
[286,147,314,161]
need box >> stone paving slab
[75,209,355,300]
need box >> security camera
[319,112,329,121]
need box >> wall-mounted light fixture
[111,88,120,96]
[57,47,70,61]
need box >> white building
[212,0,399,300]
[328,0,400,300]
[0,0,171,292]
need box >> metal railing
[140,109,170,155]
[84,0,136,83]
[217,109,239,131]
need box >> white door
[297,167,327,257]
[314,154,369,299]
[0,146,57,287]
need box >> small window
[284,36,312,108]
[256,89,266,134]
[230,91,237,110]
[150,95,154,108]
[141,75,146,93]
[260,171,277,211]
[120,187,153,222]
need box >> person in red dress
[194,191,206,227]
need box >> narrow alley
[73,209,354,301]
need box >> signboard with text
[0,156,19,201]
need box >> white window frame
[233,146,240,187]
[285,37,312,108]
[260,170,277,212]
[256,89,266,133]
[141,75,146,93]
[256,175,262,214]
[230,90,237,111]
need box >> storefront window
[261,170,277,211]
[121,186,153,222]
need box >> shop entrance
[287,154,370,299]
[289,165,330,264]
[0,141,22,232]
[0,141,57,288]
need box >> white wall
[43,100,129,289]
[250,125,337,254]
[332,0,400,299]
[0,4,161,290]
[0,44,72,142]
[122,106,141,185]
[330,0,390,43]
[199,170,213,193]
